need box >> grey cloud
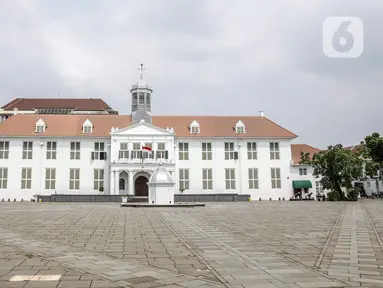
[0,0,381,148]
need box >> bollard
[39,199,42,203]
[21,199,24,202]
[8,198,10,202]
[278,197,281,201]
[269,197,272,201]
[259,198,261,201]
[282,197,285,201]
[13,198,16,202]
[248,197,251,202]
[1,198,3,202]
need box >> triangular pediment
[36,118,46,125]
[111,121,173,136]
[82,119,92,127]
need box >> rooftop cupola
[131,63,152,124]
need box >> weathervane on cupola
[139,63,145,80]
[131,63,153,124]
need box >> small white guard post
[147,166,175,205]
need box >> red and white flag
[142,146,152,151]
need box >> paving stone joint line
[314,207,346,268]
[155,211,231,288]
[361,203,383,250]
[163,211,344,288]
[0,226,225,288]
[177,208,345,283]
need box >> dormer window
[189,120,200,134]
[83,126,92,133]
[82,119,93,133]
[35,119,46,133]
[235,120,246,134]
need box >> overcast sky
[0,0,382,148]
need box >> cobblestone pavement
[1,201,383,287]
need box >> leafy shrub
[347,187,360,201]
[327,191,341,201]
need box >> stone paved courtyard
[1,201,383,287]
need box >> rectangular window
[270,142,280,160]
[236,126,245,134]
[92,142,105,160]
[247,142,257,160]
[46,141,57,160]
[0,168,8,189]
[94,169,104,191]
[190,126,199,134]
[21,168,32,189]
[70,142,80,160]
[299,168,307,175]
[35,125,45,133]
[0,141,9,159]
[224,142,235,160]
[45,168,56,190]
[157,142,166,159]
[119,143,129,159]
[83,126,92,133]
[143,143,153,159]
[271,168,281,189]
[69,168,80,190]
[316,181,323,194]
[139,93,145,104]
[202,169,213,190]
[179,143,189,160]
[202,142,212,160]
[95,142,105,152]
[225,168,236,189]
[248,168,259,189]
[179,169,189,190]
[22,141,33,159]
[132,142,141,159]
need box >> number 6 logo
[323,17,363,58]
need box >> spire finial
[138,63,145,80]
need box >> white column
[110,170,114,195]
[129,171,134,195]
[172,142,176,164]
[114,170,119,195]
[238,142,242,195]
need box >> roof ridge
[292,143,321,150]
[2,98,23,109]
[152,115,262,118]
[263,117,298,138]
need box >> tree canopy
[363,133,383,180]
[300,144,363,200]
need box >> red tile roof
[1,98,112,111]
[0,114,298,138]
[344,145,362,153]
[291,144,321,164]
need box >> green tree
[300,144,363,200]
[363,133,383,180]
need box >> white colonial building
[0,68,321,201]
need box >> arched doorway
[135,176,148,197]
